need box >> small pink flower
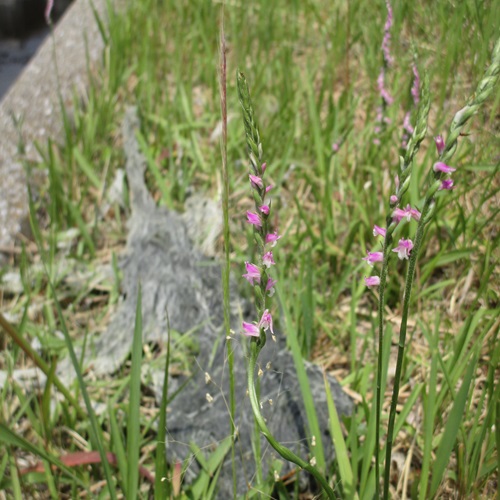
[392,238,413,260]
[332,142,340,152]
[249,174,263,189]
[259,310,274,334]
[261,162,267,174]
[390,195,398,204]
[263,251,275,268]
[433,162,456,174]
[411,63,420,105]
[266,278,277,296]
[242,321,260,337]
[247,211,262,227]
[243,262,261,285]
[403,112,414,134]
[365,276,381,288]
[378,70,394,105]
[373,225,387,238]
[439,179,454,191]
[265,185,273,194]
[265,231,281,247]
[434,135,445,155]
[363,252,384,267]
[393,204,421,223]
[260,205,270,215]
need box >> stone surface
[0,0,108,263]
[66,108,229,376]
[68,108,354,496]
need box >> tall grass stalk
[218,11,237,497]
[381,38,500,499]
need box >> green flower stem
[382,200,429,500]
[238,69,333,497]
[374,225,392,499]
[247,340,335,499]
[382,37,500,500]
[374,74,431,497]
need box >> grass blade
[127,285,143,498]
[109,403,128,496]
[277,281,326,473]
[154,312,171,499]
[429,354,477,497]
[27,194,117,499]
[324,371,357,500]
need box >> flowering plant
[363,33,500,499]
[237,70,336,498]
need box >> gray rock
[166,335,354,497]
[74,107,227,376]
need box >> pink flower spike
[365,276,381,288]
[265,231,281,247]
[265,185,273,194]
[265,278,277,297]
[247,211,262,227]
[263,251,275,268]
[242,321,260,337]
[259,310,274,334]
[363,252,383,267]
[392,238,413,260]
[243,262,261,285]
[439,178,454,191]
[381,1,394,66]
[434,135,445,155]
[373,225,387,238]
[433,162,456,174]
[249,174,263,189]
[260,205,270,215]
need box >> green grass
[0,0,499,497]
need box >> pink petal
[242,321,260,337]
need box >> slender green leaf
[154,313,171,499]
[277,281,326,473]
[324,372,358,500]
[127,285,143,498]
[429,355,477,497]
